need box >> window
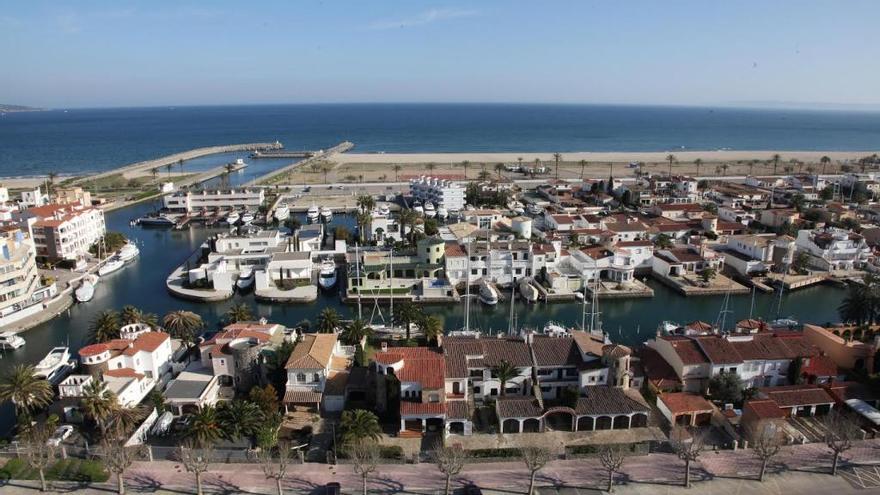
[490,388,498,396]
[296,373,306,382]
[469,369,483,378]
[428,394,440,403]
[589,376,596,382]
[565,368,578,377]
[473,386,481,394]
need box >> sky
[2,0,879,109]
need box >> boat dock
[75,141,282,184]
[251,150,316,159]
[256,141,355,185]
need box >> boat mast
[748,286,756,319]
[589,276,602,334]
[715,288,733,333]
[389,246,394,328]
[508,277,517,335]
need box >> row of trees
[314,305,442,344]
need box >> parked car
[46,425,74,446]
[324,482,341,495]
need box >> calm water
[3,104,880,176]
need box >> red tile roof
[79,343,109,357]
[658,392,714,415]
[374,347,446,389]
[444,243,466,257]
[659,336,709,365]
[759,385,835,408]
[103,368,145,379]
[744,399,786,419]
[121,331,170,356]
[400,401,446,416]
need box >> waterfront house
[652,245,724,279]
[283,333,354,413]
[721,234,795,276]
[199,320,288,392]
[17,202,106,262]
[795,227,871,271]
[53,187,92,207]
[164,370,224,414]
[0,225,57,327]
[79,324,175,386]
[295,224,324,252]
[346,238,446,298]
[442,336,533,401]
[372,346,450,435]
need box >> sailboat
[450,242,480,337]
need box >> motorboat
[318,258,337,289]
[33,347,71,381]
[478,279,499,305]
[519,279,539,303]
[274,204,290,221]
[225,211,240,225]
[98,257,124,276]
[0,331,25,350]
[526,203,543,215]
[424,202,437,218]
[75,274,98,303]
[542,321,572,338]
[320,206,333,222]
[117,243,139,262]
[241,212,255,224]
[437,206,448,220]
[575,291,585,301]
[307,205,320,222]
[413,201,424,215]
[512,202,525,215]
[138,214,176,227]
[657,321,682,335]
[236,267,254,291]
[378,204,390,216]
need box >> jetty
[251,150,316,159]
[255,141,354,185]
[74,141,282,184]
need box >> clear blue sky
[2,0,878,108]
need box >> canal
[0,176,849,435]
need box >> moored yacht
[318,258,337,289]
[0,331,25,350]
[378,204,390,216]
[241,211,255,224]
[412,201,424,215]
[437,206,448,220]
[542,321,572,338]
[75,274,98,303]
[118,242,139,262]
[274,204,290,221]
[138,214,176,227]
[236,267,255,291]
[320,206,333,222]
[33,347,72,382]
[478,279,499,305]
[98,257,124,277]
[307,205,320,222]
[519,279,539,303]
[225,211,240,225]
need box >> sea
[0,103,876,435]
[3,103,880,176]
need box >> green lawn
[0,458,109,482]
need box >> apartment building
[0,225,57,326]
[19,203,106,261]
[163,188,265,213]
[795,227,871,271]
[409,176,465,211]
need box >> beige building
[54,187,92,207]
[19,203,106,261]
[0,225,57,326]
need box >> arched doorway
[630,413,648,428]
[576,416,594,431]
[544,411,574,431]
[596,416,612,430]
[502,419,520,433]
[613,415,630,429]
[522,418,541,433]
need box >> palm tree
[693,158,703,177]
[771,154,781,174]
[317,308,341,333]
[224,303,254,324]
[420,315,443,345]
[393,164,402,181]
[820,155,831,175]
[150,167,159,183]
[491,360,520,396]
[80,379,117,435]
[517,157,524,171]
[217,400,263,444]
[579,160,587,179]
[341,319,372,345]
[477,170,491,181]
[47,171,58,194]
[398,209,418,245]
[322,164,332,183]
[355,210,371,243]
[0,365,53,417]
[90,310,120,343]
[120,305,157,327]
[165,163,173,178]
[553,153,562,180]
[426,163,436,175]
[356,195,375,213]
[494,163,505,180]
[460,160,470,179]
[178,158,185,175]
[162,310,204,345]
[393,301,422,341]
[186,405,223,448]
[720,163,730,176]
[339,409,382,445]
[665,154,676,177]
[533,158,541,176]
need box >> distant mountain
[0,104,45,113]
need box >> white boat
[98,257,124,276]
[318,258,337,289]
[542,321,572,338]
[478,279,498,305]
[236,267,254,290]
[307,205,320,222]
[526,203,543,215]
[117,243,139,262]
[320,206,333,221]
[378,204,390,216]
[138,215,176,227]
[575,291,585,301]
[424,202,437,218]
[413,201,424,215]
[437,206,448,220]
[519,279,539,303]
[225,211,240,225]
[274,204,290,221]
[33,347,71,381]
[241,212,254,224]
[657,321,682,335]
[512,202,525,215]
[75,274,98,303]
[0,331,25,350]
